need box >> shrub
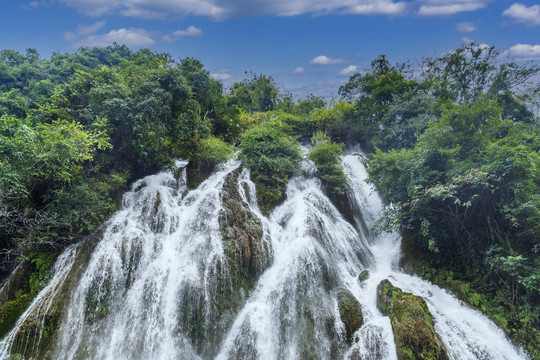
[197,136,235,168]
[240,122,302,211]
[308,132,347,197]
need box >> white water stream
[0,151,529,359]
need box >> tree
[229,72,279,112]
[240,121,302,210]
[338,55,421,149]
[421,42,539,110]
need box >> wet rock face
[219,167,270,291]
[376,279,449,360]
[6,232,101,359]
[185,167,271,357]
[357,270,369,284]
[0,261,34,338]
[338,289,364,345]
[186,160,215,190]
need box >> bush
[197,136,235,168]
[240,122,302,211]
[308,132,347,197]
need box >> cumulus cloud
[64,22,155,48]
[340,1,406,15]
[503,43,540,60]
[418,0,486,16]
[310,56,344,65]
[163,26,202,42]
[502,3,540,26]
[59,0,408,20]
[456,21,477,32]
[293,67,306,74]
[65,22,202,47]
[78,28,155,47]
[338,65,359,76]
[211,71,232,81]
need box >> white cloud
[64,21,106,41]
[65,22,200,48]
[341,1,406,15]
[502,3,540,26]
[211,71,232,81]
[59,0,123,17]
[457,38,489,50]
[172,26,202,37]
[163,26,203,42]
[418,1,486,16]
[310,55,344,65]
[59,0,409,20]
[293,67,306,74]
[456,21,477,32]
[67,27,155,48]
[22,1,53,10]
[503,43,540,60]
[338,65,359,76]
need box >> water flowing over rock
[338,289,364,345]
[0,152,531,360]
[376,279,449,360]
[219,167,271,295]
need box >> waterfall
[340,152,529,360]
[0,246,77,358]
[0,152,529,359]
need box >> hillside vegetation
[0,43,538,356]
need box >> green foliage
[421,42,539,106]
[45,181,118,236]
[0,252,57,338]
[212,105,255,143]
[0,46,212,265]
[366,72,539,356]
[36,118,112,183]
[229,72,279,112]
[376,90,438,150]
[240,121,302,211]
[28,253,57,293]
[337,290,363,344]
[196,136,235,168]
[0,43,538,357]
[376,279,448,360]
[308,132,347,197]
[0,89,28,118]
[309,101,357,142]
[338,55,421,149]
[291,94,326,116]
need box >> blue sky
[1,0,539,98]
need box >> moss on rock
[180,167,271,358]
[219,167,270,293]
[376,279,449,360]
[337,289,363,344]
[0,253,58,340]
[185,159,215,189]
[7,232,101,359]
[358,270,370,284]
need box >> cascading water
[52,159,271,360]
[340,152,529,360]
[0,150,529,359]
[0,246,77,358]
